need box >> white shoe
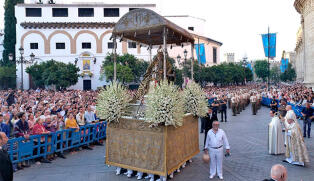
[176,169,180,173]
[116,168,121,175]
[189,159,192,163]
[137,175,142,180]
[149,178,154,181]
[169,173,174,178]
[218,176,223,180]
[182,163,186,168]
[209,175,214,179]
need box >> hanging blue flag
[246,63,253,71]
[280,58,289,73]
[261,33,276,58]
[195,43,206,64]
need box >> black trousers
[221,109,227,122]
[201,119,205,132]
[204,129,209,147]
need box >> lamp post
[242,57,247,84]
[183,49,187,65]
[9,47,36,90]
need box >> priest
[268,110,285,155]
[282,113,309,166]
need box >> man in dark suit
[0,132,13,181]
[202,108,218,148]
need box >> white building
[294,0,314,87]
[0,30,4,61]
[224,53,235,63]
[15,0,222,90]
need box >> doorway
[83,80,91,90]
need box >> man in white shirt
[204,121,230,180]
[84,106,95,124]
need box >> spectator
[263,164,287,181]
[14,112,30,139]
[0,114,10,137]
[31,116,52,163]
[28,114,36,132]
[0,132,13,181]
[84,106,95,124]
[301,102,313,138]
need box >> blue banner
[280,58,289,73]
[195,43,206,64]
[262,33,276,58]
[246,63,253,71]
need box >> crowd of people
[0,89,103,170]
[0,83,313,180]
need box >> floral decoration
[96,81,131,123]
[145,80,184,127]
[183,81,208,117]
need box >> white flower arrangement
[97,81,131,123]
[183,81,208,117]
[145,80,184,127]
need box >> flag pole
[268,26,270,91]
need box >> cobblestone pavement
[14,105,314,181]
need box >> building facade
[224,53,235,63]
[15,1,222,90]
[294,0,314,87]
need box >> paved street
[14,105,314,181]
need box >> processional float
[105,8,199,179]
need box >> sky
[0,0,301,61]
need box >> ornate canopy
[112,8,195,45]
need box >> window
[188,27,194,31]
[129,8,139,11]
[104,8,119,17]
[26,8,42,17]
[213,47,217,64]
[52,8,68,17]
[56,43,65,49]
[30,43,38,50]
[82,42,91,49]
[128,41,137,49]
[107,42,114,49]
[78,8,94,17]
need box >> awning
[112,8,195,45]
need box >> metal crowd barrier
[7,121,107,164]
[261,97,308,118]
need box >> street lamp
[176,55,181,66]
[183,49,187,64]
[242,57,248,84]
[11,47,37,90]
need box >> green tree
[103,64,134,83]
[0,65,16,89]
[270,65,280,83]
[280,63,296,82]
[244,67,253,82]
[26,60,80,90]
[254,60,269,82]
[102,53,148,82]
[2,0,24,65]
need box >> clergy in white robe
[268,110,285,155]
[283,113,309,166]
[283,106,296,145]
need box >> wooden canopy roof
[112,8,195,45]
